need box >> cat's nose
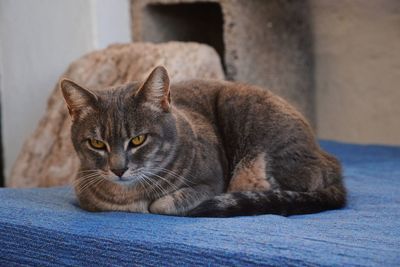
[111,168,128,177]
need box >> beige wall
[312,0,400,145]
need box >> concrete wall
[0,0,131,181]
[132,0,315,123]
[312,0,400,145]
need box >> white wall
[0,0,131,181]
[93,0,131,48]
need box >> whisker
[141,172,168,199]
[139,173,158,198]
[91,177,105,191]
[135,174,147,197]
[137,173,154,199]
[144,168,195,189]
[152,167,197,180]
[74,174,100,188]
[77,178,98,194]
[77,169,99,174]
[75,172,103,193]
[142,170,180,193]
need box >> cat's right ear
[135,66,171,112]
[60,79,98,121]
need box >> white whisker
[145,167,196,189]
[140,172,169,199]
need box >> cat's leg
[228,153,272,192]
[149,185,215,215]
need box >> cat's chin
[110,177,139,187]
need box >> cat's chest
[77,187,151,213]
[95,199,150,213]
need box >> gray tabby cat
[60,66,346,217]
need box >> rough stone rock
[131,0,314,123]
[9,42,224,187]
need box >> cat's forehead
[96,82,140,103]
[89,108,138,140]
[75,81,167,139]
[89,82,156,136]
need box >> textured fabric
[0,141,399,266]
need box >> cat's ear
[135,66,171,112]
[60,79,98,121]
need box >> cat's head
[60,66,177,189]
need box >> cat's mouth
[109,175,141,186]
[114,177,134,184]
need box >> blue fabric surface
[0,141,399,266]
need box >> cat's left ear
[135,66,171,112]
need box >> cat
[60,66,346,217]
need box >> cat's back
[170,79,276,116]
[170,79,227,114]
[171,79,317,159]
[170,79,307,127]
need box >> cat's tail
[187,183,346,217]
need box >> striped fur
[188,184,346,217]
[61,66,346,217]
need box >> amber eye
[131,134,147,147]
[89,139,106,149]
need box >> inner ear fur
[135,66,171,112]
[60,78,98,121]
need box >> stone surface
[131,0,315,123]
[9,42,224,187]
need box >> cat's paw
[149,195,177,215]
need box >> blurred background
[0,0,399,186]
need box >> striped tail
[187,184,346,217]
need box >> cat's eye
[131,134,147,147]
[89,139,106,149]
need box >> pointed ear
[135,66,171,112]
[60,79,98,121]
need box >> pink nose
[111,168,127,177]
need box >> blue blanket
[0,141,399,266]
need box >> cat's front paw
[149,195,178,215]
